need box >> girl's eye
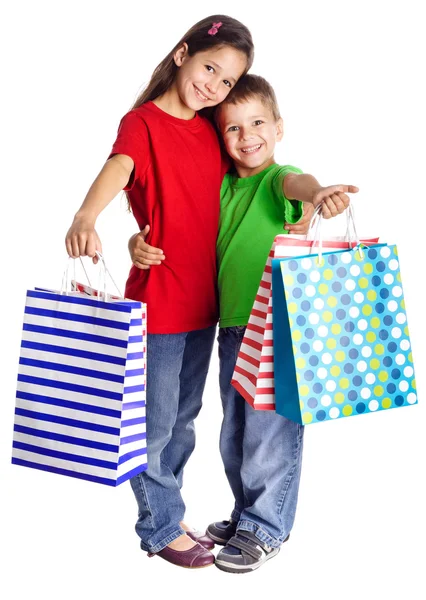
[227,126,239,132]
[205,65,214,73]
[254,120,263,126]
[223,80,231,88]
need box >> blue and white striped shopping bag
[12,288,147,486]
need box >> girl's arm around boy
[129,175,358,267]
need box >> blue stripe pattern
[116,463,148,486]
[18,374,123,400]
[124,368,145,378]
[127,352,144,360]
[120,432,147,445]
[14,425,119,453]
[122,401,146,411]
[27,290,140,311]
[122,416,146,428]
[130,319,143,327]
[20,357,126,384]
[16,391,121,418]
[23,324,129,348]
[25,306,130,331]
[13,441,117,469]
[11,458,148,487]
[118,447,147,465]
[15,408,120,436]
[13,291,147,485]
[123,384,145,395]
[21,340,127,366]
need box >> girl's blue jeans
[130,325,216,553]
[218,326,305,548]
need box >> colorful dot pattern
[280,245,417,424]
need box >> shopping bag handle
[307,204,358,243]
[61,256,91,294]
[307,204,361,262]
[61,252,123,299]
[95,252,123,299]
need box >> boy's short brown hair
[216,74,281,122]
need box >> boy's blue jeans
[219,326,304,548]
[130,325,216,553]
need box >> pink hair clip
[208,22,222,36]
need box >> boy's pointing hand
[313,185,359,219]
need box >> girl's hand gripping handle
[65,154,135,264]
[66,216,103,265]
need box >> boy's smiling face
[217,96,283,177]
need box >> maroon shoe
[186,530,215,550]
[148,542,214,569]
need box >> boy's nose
[240,129,254,141]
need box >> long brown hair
[125,15,254,210]
[132,15,254,109]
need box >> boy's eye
[227,126,239,132]
[254,120,263,126]
[205,65,214,73]
[223,80,231,88]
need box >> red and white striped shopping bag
[231,232,379,410]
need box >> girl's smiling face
[174,45,248,112]
[218,97,284,177]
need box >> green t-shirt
[217,163,303,328]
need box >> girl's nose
[205,79,219,95]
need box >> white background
[1,1,425,598]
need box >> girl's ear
[276,117,284,142]
[174,43,189,67]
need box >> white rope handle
[306,203,361,263]
[61,256,93,295]
[344,204,360,246]
[94,252,123,299]
[306,205,323,241]
[61,252,123,299]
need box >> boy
[129,75,358,573]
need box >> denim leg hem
[140,526,186,553]
[237,520,286,549]
[231,508,241,523]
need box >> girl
[65,15,254,569]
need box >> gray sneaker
[215,530,287,574]
[206,520,237,545]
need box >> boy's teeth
[241,145,261,153]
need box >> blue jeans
[219,326,304,548]
[130,325,216,553]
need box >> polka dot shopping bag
[231,207,379,412]
[272,242,417,424]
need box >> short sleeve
[272,165,304,224]
[108,111,151,190]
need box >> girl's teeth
[195,87,208,100]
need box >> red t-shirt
[110,101,227,334]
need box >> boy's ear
[174,43,189,67]
[276,117,284,141]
